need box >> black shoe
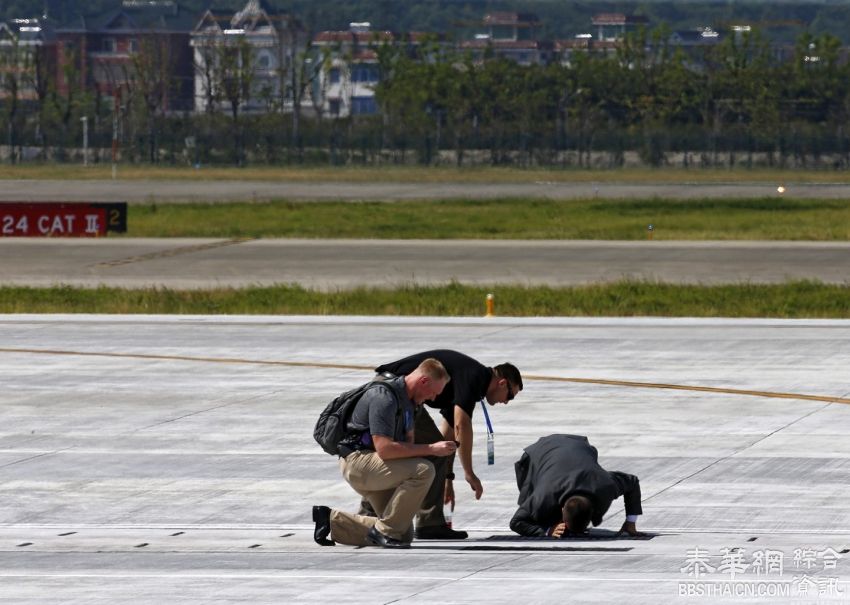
[312,505,335,546]
[414,525,468,540]
[366,526,411,548]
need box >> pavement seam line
[1,347,848,405]
[132,391,275,433]
[0,448,75,470]
[637,401,833,511]
[91,238,256,268]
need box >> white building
[0,17,55,103]
[190,0,305,114]
[310,22,434,118]
[310,22,388,118]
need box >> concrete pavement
[2,238,850,289]
[2,178,850,202]
[1,314,849,603]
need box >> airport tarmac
[2,238,850,289]
[1,314,849,604]
[2,178,850,202]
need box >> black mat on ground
[484,529,654,541]
[460,545,634,552]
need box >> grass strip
[127,197,850,240]
[2,165,850,184]
[2,281,849,318]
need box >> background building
[311,22,390,117]
[461,13,552,66]
[190,0,306,114]
[0,17,57,103]
[56,0,195,112]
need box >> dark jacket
[510,434,642,537]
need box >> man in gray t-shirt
[340,375,414,453]
[313,359,458,548]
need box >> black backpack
[313,376,397,456]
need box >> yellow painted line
[1,347,848,405]
[522,374,850,405]
[0,347,370,371]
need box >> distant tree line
[3,26,850,168]
[374,29,850,168]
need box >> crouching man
[313,358,458,548]
[510,434,645,538]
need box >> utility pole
[112,91,120,179]
[80,116,88,166]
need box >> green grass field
[2,281,848,318]
[5,166,850,315]
[127,197,850,240]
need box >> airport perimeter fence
[4,112,850,170]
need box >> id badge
[486,433,495,465]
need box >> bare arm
[454,407,482,499]
[373,434,456,461]
[439,417,457,509]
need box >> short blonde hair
[416,358,450,383]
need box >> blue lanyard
[480,399,494,435]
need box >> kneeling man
[510,434,644,538]
[313,359,458,548]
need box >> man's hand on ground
[618,521,647,538]
[550,522,566,538]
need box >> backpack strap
[339,378,403,456]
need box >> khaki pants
[331,449,435,546]
[356,407,451,529]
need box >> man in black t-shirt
[374,349,523,540]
